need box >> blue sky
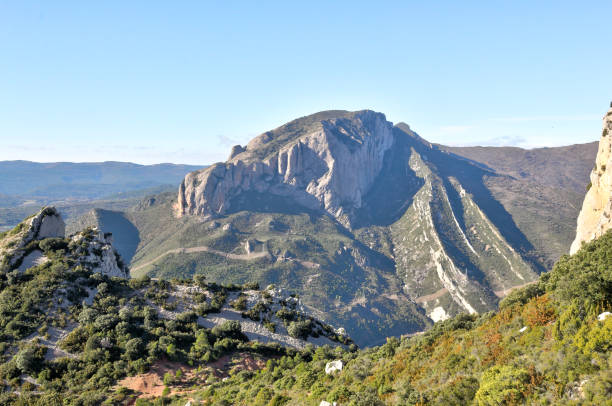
[1,1,611,165]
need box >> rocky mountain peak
[570,104,612,254]
[177,110,395,227]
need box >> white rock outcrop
[570,104,612,254]
[325,360,343,374]
[1,207,65,268]
[597,311,611,321]
[177,110,394,227]
[71,228,129,278]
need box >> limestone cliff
[70,228,130,278]
[177,110,394,227]
[570,103,612,254]
[0,207,129,278]
[0,207,65,269]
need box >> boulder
[325,360,343,374]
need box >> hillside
[439,142,598,193]
[0,208,351,404]
[153,229,612,405]
[123,110,593,346]
[2,213,610,405]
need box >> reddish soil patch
[117,353,268,400]
[207,352,267,378]
[118,359,196,399]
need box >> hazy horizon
[0,135,600,166]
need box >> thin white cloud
[488,114,600,123]
[217,134,239,147]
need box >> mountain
[1,109,609,405]
[152,113,612,404]
[0,161,202,201]
[125,110,595,346]
[0,208,351,404]
[439,142,597,194]
[167,230,612,405]
[164,103,608,406]
[571,104,612,253]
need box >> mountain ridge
[117,109,595,345]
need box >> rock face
[70,228,130,278]
[0,207,129,279]
[570,104,612,254]
[0,207,65,269]
[177,110,394,227]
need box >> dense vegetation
[154,230,611,405]
[0,219,349,405]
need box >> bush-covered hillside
[158,231,612,405]
[0,213,351,405]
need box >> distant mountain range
[0,161,202,200]
[0,161,203,232]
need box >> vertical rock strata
[177,110,394,228]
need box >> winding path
[130,245,270,273]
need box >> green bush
[475,365,530,405]
[287,320,312,339]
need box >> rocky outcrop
[1,208,128,278]
[570,104,612,254]
[0,207,65,269]
[71,228,130,278]
[228,144,246,160]
[177,110,395,227]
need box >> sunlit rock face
[176,110,394,228]
[571,104,612,254]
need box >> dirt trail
[131,245,269,272]
[414,288,448,303]
[493,281,537,298]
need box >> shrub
[522,295,556,327]
[475,365,530,405]
[125,338,144,360]
[39,238,69,252]
[212,320,248,341]
[230,295,247,311]
[14,346,45,374]
[287,320,312,339]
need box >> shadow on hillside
[353,132,425,228]
[96,209,140,263]
[420,138,545,273]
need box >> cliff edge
[570,102,612,254]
